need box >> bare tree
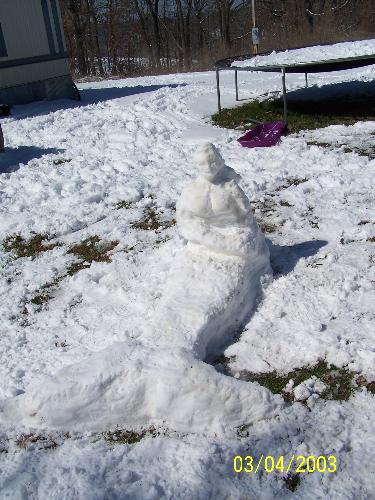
[134,0,162,69]
[59,0,374,78]
[86,0,104,75]
[61,0,89,75]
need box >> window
[0,23,7,57]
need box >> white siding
[0,0,51,61]
[0,0,74,104]
[0,58,70,89]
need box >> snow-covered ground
[1,59,375,499]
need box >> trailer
[0,0,78,105]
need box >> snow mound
[0,143,276,434]
[232,38,375,68]
[153,143,272,358]
[0,342,280,434]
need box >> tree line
[59,0,375,78]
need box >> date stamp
[233,454,337,474]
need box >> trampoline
[215,48,375,126]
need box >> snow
[232,38,375,68]
[0,142,277,435]
[176,143,271,259]
[293,377,327,402]
[0,56,375,498]
[152,143,272,359]
[0,342,280,434]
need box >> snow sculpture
[176,142,270,258]
[0,143,278,436]
[153,143,272,359]
[0,341,280,434]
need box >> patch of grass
[320,368,355,401]
[306,255,327,268]
[131,208,176,231]
[251,197,277,214]
[68,235,116,262]
[122,244,137,253]
[16,433,58,451]
[53,158,72,165]
[153,236,171,247]
[15,235,120,317]
[67,236,118,276]
[30,292,51,306]
[308,141,375,159]
[240,370,291,395]
[114,200,133,210]
[256,220,278,233]
[283,472,301,492]
[340,235,375,245]
[237,360,355,401]
[0,433,9,453]
[102,427,156,445]
[250,198,282,234]
[28,276,62,309]
[303,206,319,229]
[280,200,293,207]
[212,99,375,133]
[340,237,356,245]
[26,236,119,311]
[54,340,68,348]
[355,375,375,395]
[306,140,332,149]
[275,178,308,192]
[2,233,59,259]
[66,261,91,276]
[343,146,375,158]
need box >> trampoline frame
[215,52,375,126]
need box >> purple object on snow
[237,121,286,148]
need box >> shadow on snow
[0,146,63,174]
[269,239,328,277]
[206,239,328,363]
[282,80,375,116]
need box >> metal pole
[235,70,239,101]
[281,67,288,127]
[0,124,4,153]
[305,72,308,87]
[251,0,258,54]
[216,68,221,113]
